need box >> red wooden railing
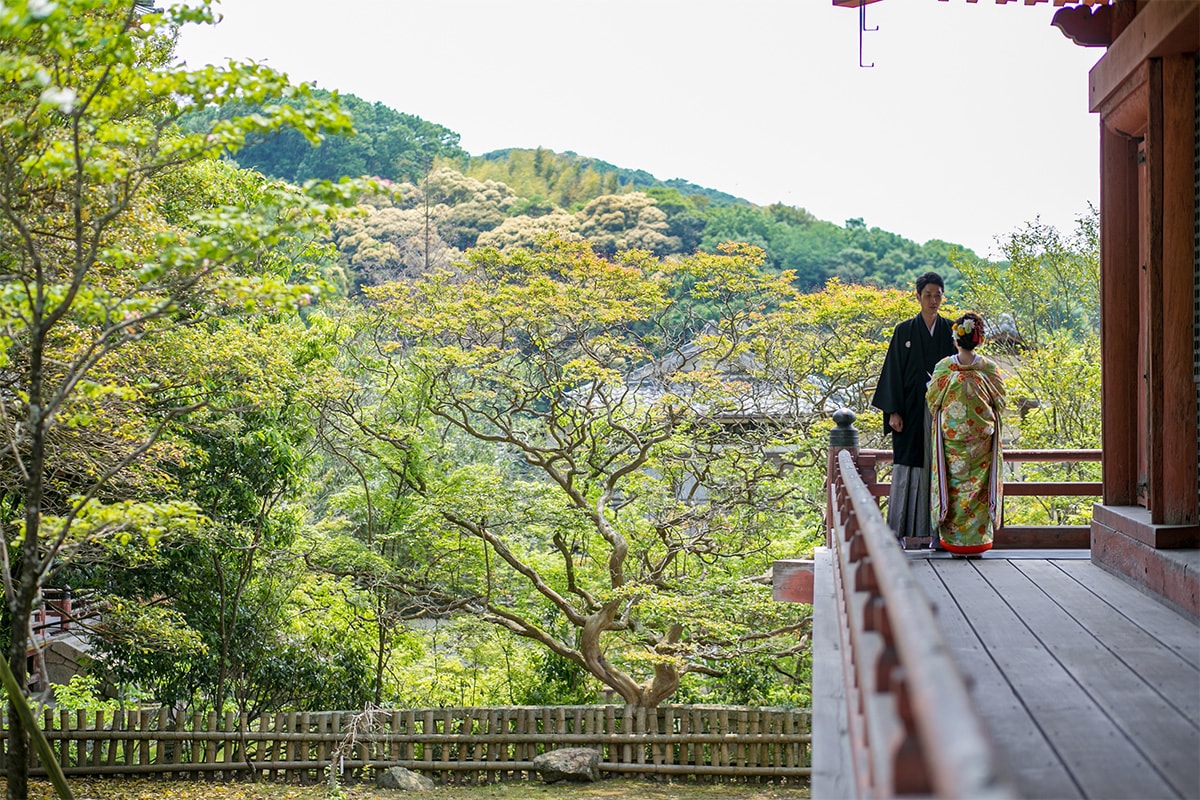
[30,588,94,639]
[853,445,1100,549]
[823,408,1017,798]
[816,407,1103,797]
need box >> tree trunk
[9,329,50,800]
[579,604,681,709]
[6,644,29,800]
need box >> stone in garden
[375,765,435,791]
[533,747,601,783]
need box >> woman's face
[917,284,944,317]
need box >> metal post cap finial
[829,407,858,448]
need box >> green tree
[344,238,810,708]
[952,211,1102,525]
[465,148,743,210]
[0,2,361,793]
[180,90,466,184]
[422,167,519,250]
[646,187,708,253]
[952,208,1099,348]
[1003,332,1102,525]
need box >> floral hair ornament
[954,317,984,345]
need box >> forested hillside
[189,90,973,294]
[179,90,467,184]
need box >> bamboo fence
[0,704,810,786]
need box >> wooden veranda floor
[909,550,1200,800]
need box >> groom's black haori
[873,312,956,468]
[871,272,957,543]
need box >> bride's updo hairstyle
[952,312,985,350]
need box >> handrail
[827,432,1015,797]
[30,588,96,638]
[856,447,1101,497]
[853,446,1101,548]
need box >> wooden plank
[1002,481,1102,496]
[1056,559,1200,668]
[662,707,674,768]
[286,712,299,782]
[810,547,855,800]
[92,710,106,769]
[1000,560,1199,797]
[936,560,1179,799]
[954,647,1084,800]
[471,709,484,785]
[604,706,617,771]
[908,559,985,647]
[911,560,1082,799]
[224,711,237,773]
[1145,57,1166,522]
[1016,559,1200,722]
[487,709,500,784]
[1001,449,1102,462]
[773,558,815,603]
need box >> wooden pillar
[1099,118,1141,506]
[1158,53,1198,525]
[1095,57,1198,525]
[1091,0,1200,529]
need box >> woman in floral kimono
[926,312,1006,556]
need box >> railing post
[827,408,860,548]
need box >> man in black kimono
[871,272,956,546]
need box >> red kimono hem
[940,541,992,556]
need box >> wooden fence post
[5,703,812,784]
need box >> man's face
[918,284,944,316]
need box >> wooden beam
[1051,3,1114,48]
[995,526,1091,549]
[1096,59,1149,135]
[1003,482,1102,496]
[772,559,816,604]
[1158,53,1198,525]
[1089,0,1200,113]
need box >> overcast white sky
[173,0,1104,257]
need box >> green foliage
[952,207,1099,348]
[179,90,466,184]
[465,147,743,209]
[576,192,681,256]
[213,92,973,295]
[516,650,596,706]
[1002,332,1102,526]
[701,208,968,291]
[750,279,939,456]
[952,212,1101,526]
[50,676,120,714]
[0,0,1104,739]
[0,7,368,782]
[318,238,817,708]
